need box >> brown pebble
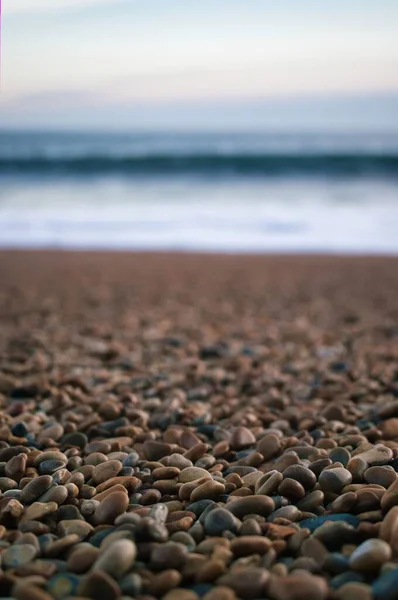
[67,544,100,573]
[203,587,237,600]
[226,495,275,519]
[78,570,121,600]
[92,460,123,485]
[230,536,271,557]
[92,539,137,578]
[230,426,256,450]
[57,519,93,540]
[163,590,199,600]
[178,467,212,483]
[218,567,269,599]
[190,480,225,502]
[151,541,188,570]
[267,573,328,600]
[278,478,306,501]
[349,538,391,571]
[20,475,53,504]
[146,569,182,595]
[93,491,129,525]
[334,582,373,600]
[144,440,173,461]
[13,581,53,600]
[257,434,281,460]
[196,559,226,582]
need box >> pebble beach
[1,250,398,600]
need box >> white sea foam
[0,175,397,253]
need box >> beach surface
[1,250,398,600]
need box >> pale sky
[1,0,398,129]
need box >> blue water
[0,130,397,252]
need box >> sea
[0,130,397,253]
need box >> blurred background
[0,0,397,253]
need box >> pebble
[230,426,256,450]
[92,539,137,578]
[93,491,129,525]
[226,495,275,518]
[267,573,328,600]
[318,467,352,493]
[2,543,38,568]
[78,570,121,600]
[151,541,189,570]
[218,567,270,599]
[334,582,373,600]
[203,507,239,536]
[20,476,53,504]
[349,539,392,571]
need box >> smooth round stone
[61,431,88,449]
[187,499,217,516]
[163,590,199,600]
[313,521,357,550]
[329,447,351,467]
[178,467,212,483]
[78,570,121,600]
[151,541,188,570]
[20,501,58,523]
[278,478,305,501]
[2,543,38,568]
[5,453,27,479]
[46,573,80,600]
[364,466,396,488]
[20,475,53,504]
[267,574,328,600]
[323,552,350,575]
[143,440,173,461]
[190,480,225,502]
[119,573,142,596]
[381,479,398,512]
[39,460,66,475]
[373,568,398,600]
[296,490,324,512]
[122,451,140,468]
[57,519,93,540]
[318,467,352,493]
[329,492,357,514]
[67,544,100,573]
[229,426,256,450]
[283,465,317,490]
[92,539,137,579]
[226,495,274,519]
[203,586,237,600]
[13,582,54,600]
[230,535,271,556]
[255,471,283,496]
[268,505,302,522]
[330,572,365,589]
[92,460,123,485]
[349,539,392,571]
[93,491,129,525]
[335,583,373,600]
[352,445,393,467]
[203,507,239,536]
[379,418,398,439]
[149,503,169,524]
[256,434,281,461]
[218,567,269,599]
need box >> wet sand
[1,251,398,600]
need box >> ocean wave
[1,153,398,177]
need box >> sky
[1,0,398,130]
